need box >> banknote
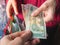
[8,15,21,33]
[22,4,47,39]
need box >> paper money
[22,4,47,39]
[8,15,21,33]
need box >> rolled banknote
[22,4,47,39]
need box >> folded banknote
[22,4,47,39]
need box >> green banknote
[9,15,21,33]
[22,4,47,39]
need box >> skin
[1,30,40,45]
[4,0,56,45]
[31,0,56,22]
[6,0,56,22]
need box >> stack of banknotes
[22,4,47,39]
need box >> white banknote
[22,4,47,39]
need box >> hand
[1,30,40,45]
[31,0,56,22]
[6,0,18,21]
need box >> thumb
[31,1,48,17]
[9,30,32,45]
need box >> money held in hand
[22,4,47,39]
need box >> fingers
[11,0,19,15]
[31,38,40,45]
[43,7,54,22]
[31,1,48,17]
[20,30,32,42]
[1,30,32,45]
[10,30,32,45]
[24,38,40,45]
[24,41,31,45]
[7,30,32,41]
[6,0,13,18]
[6,0,18,21]
[7,31,25,40]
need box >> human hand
[31,0,56,22]
[1,30,40,45]
[6,0,19,21]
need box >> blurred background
[0,0,8,39]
